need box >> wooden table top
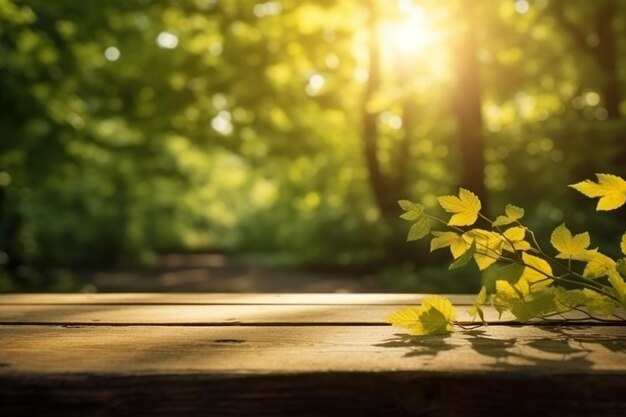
[1,293,625,417]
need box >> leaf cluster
[387,174,626,335]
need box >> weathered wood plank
[0,304,508,324]
[2,372,625,417]
[2,293,625,416]
[0,293,475,305]
[1,325,625,374]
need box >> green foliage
[2,0,626,292]
[392,173,626,335]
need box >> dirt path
[79,254,385,293]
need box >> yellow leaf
[511,240,531,251]
[384,306,422,329]
[430,231,469,259]
[422,296,456,322]
[464,229,502,270]
[385,296,456,335]
[607,269,626,305]
[569,173,626,211]
[493,204,525,226]
[437,188,482,226]
[550,223,590,260]
[514,278,531,296]
[519,252,553,291]
[505,204,524,219]
[621,232,626,256]
[498,227,530,253]
[492,280,520,315]
[503,226,525,242]
[579,250,616,279]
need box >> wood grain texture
[0,303,518,324]
[0,294,610,324]
[2,372,625,417]
[1,293,625,417]
[1,325,625,374]
[0,293,475,305]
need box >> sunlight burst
[380,3,436,55]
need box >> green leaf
[468,286,488,322]
[407,217,430,241]
[399,200,424,222]
[400,211,421,221]
[385,296,456,336]
[493,204,525,226]
[492,280,520,316]
[583,289,615,318]
[554,287,585,313]
[449,241,476,270]
[621,232,626,256]
[617,259,626,277]
[510,289,557,322]
[398,200,423,212]
[481,262,525,293]
[437,188,482,226]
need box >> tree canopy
[1,0,625,291]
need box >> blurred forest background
[1,0,626,293]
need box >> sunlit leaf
[449,241,476,270]
[550,223,590,260]
[569,173,626,211]
[385,296,456,336]
[430,231,469,259]
[580,250,616,279]
[501,226,530,252]
[519,252,553,290]
[463,229,502,270]
[621,232,626,256]
[607,269,626,305]
[384,306,423,329]
[493,204,524,226]
[503,226,525,241]
[437,188,482,226]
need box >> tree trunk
[394,53,416,196]
[450,4,487,207]
[361,1,395,218]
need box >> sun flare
[380,3,437,55]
